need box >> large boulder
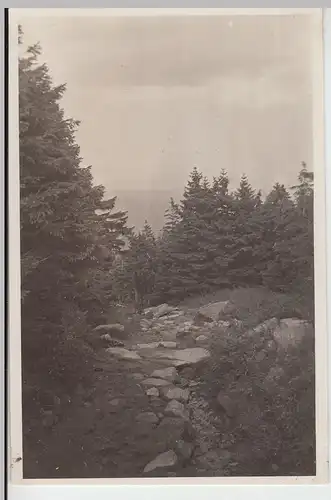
[272,318,311,349]
[196,301,230,322]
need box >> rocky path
[94,301,238,477]
[25,299,312,479]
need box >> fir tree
[19,38,128,409]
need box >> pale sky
[18,12,314,229]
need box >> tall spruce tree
[19,39,128,404]
[228,174,261,285]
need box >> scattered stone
[160,341,177,349]
[216,392,236,417]
[143,450,178,473]
[109,398,120,406]
[151,366,178,382]
[140,319,152,328]
[165,400,190,420]
[162,386,190,402]
[172,347,211,365]
[136,412,159,424]
[272,318,311,349]
[156,304,179,319]
[197,301,230,322]
[136,342,160,349]
[266,365,285,383]
[217,320,231,329]
[106,347,141,360]
[146,387,160,397]
[132,373,144,381]
[176,440,194,459]
[231,318,244,329]
[253,317,279,335]
[188,380,200,388]
[142,378,173,387]
[195,335,208,345]
[100,334,124,347]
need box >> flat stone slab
[143,450,178,473]
[136,342,160,349]
[141,378,173,387]
[151,366,178,382]
[159,341,177,349]
[140,347,210,366]
[106,347,141,360]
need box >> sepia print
[8,8,328,484]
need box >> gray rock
[142,378,173,387]
[160,341,177,349]
[146,387,160,397]
[151,366,178,382]
[197,301,230,322]
[132,373,144,381]
[162,331,178,341]
[136,412,159,424]
[136,342,160,349]
[157,417,186,442]
[176,440,194,459]
[216,392,236,417]
[253,317,279,335]
[272,318,311,349]
[162,386,190,402]
[139,347,210,366]
[217,320,231,328]
[154,304,179,319]
[165,399,190,420]
[140,319,152,329]
[100,334,124,347]
[195,335,208,345]
[106,347,141,360]
[109,398,120,406]
[94,323,125,338]
[172,347,211,365]
[143,450,178,473]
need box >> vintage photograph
[9,8,327,482]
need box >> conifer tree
[19,37,128,402]
[228,174,260,284]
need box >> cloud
[19,13,311,89]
